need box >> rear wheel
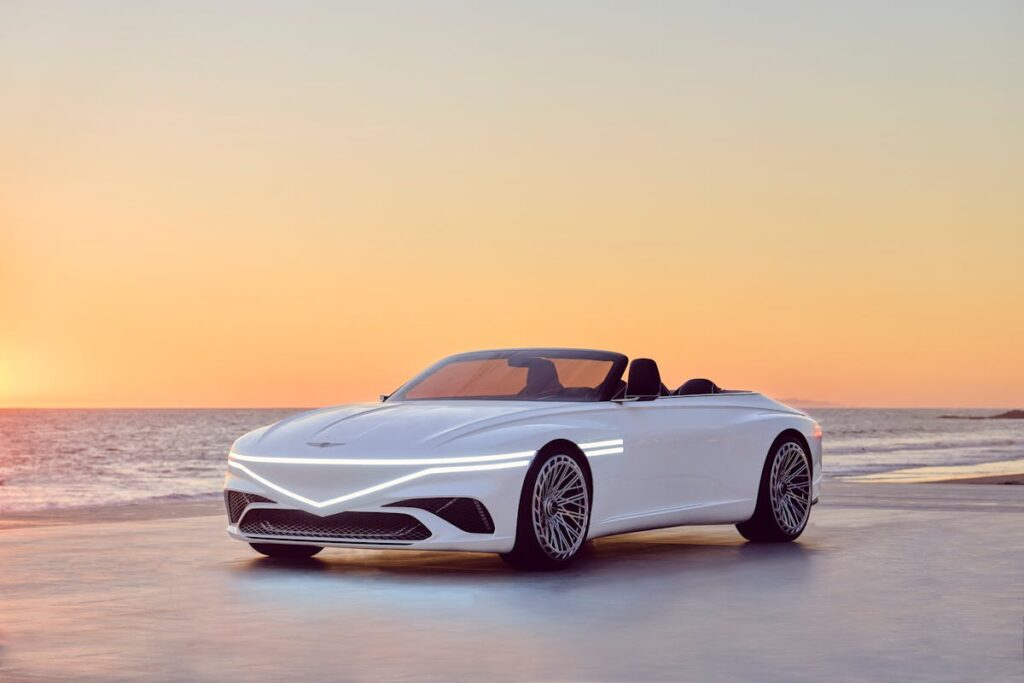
[736,435,812,542]
[500,451,591,570]
[250,543,323,559]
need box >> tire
[250,542,323,559]
[736,434,812,543]
[500,450,592,570]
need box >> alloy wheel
[769,441,811,534]
[531,454,589,560]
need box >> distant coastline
[940,409,1024,420]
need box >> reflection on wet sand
[1,482,1022,682]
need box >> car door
[596,395,743,532]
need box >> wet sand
[1,481,1022,683]
[843,459,1024,485]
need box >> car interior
[618,357,723,401]
[512,357,613,401]
[392,350,732,403]
[457,352,726,402]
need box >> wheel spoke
[788,498,807,521]
[790,498,807,525]
[558,512,583,533]
[780,496,796,529]
[788,498,802,526]
[559,493,586,506]
[547,521,561,551]
[781,466,808,484]
[785,496,801,522]
[781,454,803,479]
[557,517,575,546]
[550,464,574,491]
[553,517,572,550]
[550,476,581,498]
[784,469,809,486]
[787,487,809,502]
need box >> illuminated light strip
[229,450,535,466]
[230,438,624,467]
[229,459,530,509]
[578,439,624,449]
[583,447,624,458]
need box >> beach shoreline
[934,472,1024,485]
[0,499,223,531]
[839,458,1024,485]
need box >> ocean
[0,407,1021,513]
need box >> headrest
[626,358,661,400]
[676,378,721,395]
[519,358,562,394]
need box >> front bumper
[223,459,528,553]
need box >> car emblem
[306,441,346,448]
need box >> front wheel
[250,543,323,559]
[500,451,592,570]
[736,435,812,542]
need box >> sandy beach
[1,479,1022,683]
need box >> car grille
[386,497,495,534]
[239,509,431,543]
[225,490,275,524]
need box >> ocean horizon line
[0,404,1018,411]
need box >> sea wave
[2,408,1022,513]
[0,490,223,514]
[826,438,1020,456]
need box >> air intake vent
[386,497,495,534]
[240,509,431,543]
[225,490,275,524]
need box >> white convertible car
[225,348,822,569]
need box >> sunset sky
[1,1,1021,408]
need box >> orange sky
[1,2,1022,408]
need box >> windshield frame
[388,348,628,403]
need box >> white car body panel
[224,391,822,554]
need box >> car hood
[233,400,593,459]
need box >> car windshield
[390,349,627,402]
